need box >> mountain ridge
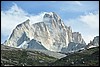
[3,12,98,53]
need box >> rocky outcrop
[61,42,86,53]
[86,36,99,49]
[4,19,34,47]
[93,36,99,46]
[72,32,86,44]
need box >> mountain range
[3,12,95,53]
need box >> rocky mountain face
[61,32,86,53]
[93,36,99,46]
[86,36,99,49]
[4,12,86,52]
[72,32,86,44]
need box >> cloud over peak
[65,11,99,44]
[1,3,45,43]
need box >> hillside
[1,45,99,66]
[1,45,57,66]
[51,47,99,66]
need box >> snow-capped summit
[4,12,86,52]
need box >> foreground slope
[1,45,99,66]
[51,47,99,66]
[1,45,57,66]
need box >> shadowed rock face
[61,42,86,53]
[4,12,86,52]
[27,39,47,50]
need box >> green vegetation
[51,47,99,66]
[1,45,99,66]
[1,46,57,66]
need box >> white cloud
[1,3,45,43]
[65,11,99,44]
[74,1,82,6]
[1,3,28,37]
[79,11,99,29]
[29,12,46,23]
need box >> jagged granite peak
[86,36,99,49]
[61,32,86,53]
[16,19,30,28]
[4,19,34,47]
[43,12,61,21]
[72,32,86,45]
[4,12,86,52]
[93,36,99,46]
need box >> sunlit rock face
[28,12,74,51]
[72,32,86,44]
[93,36,99,46]
[86,36,99,49]
[4,12,86,52]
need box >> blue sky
[1,1,99,44]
